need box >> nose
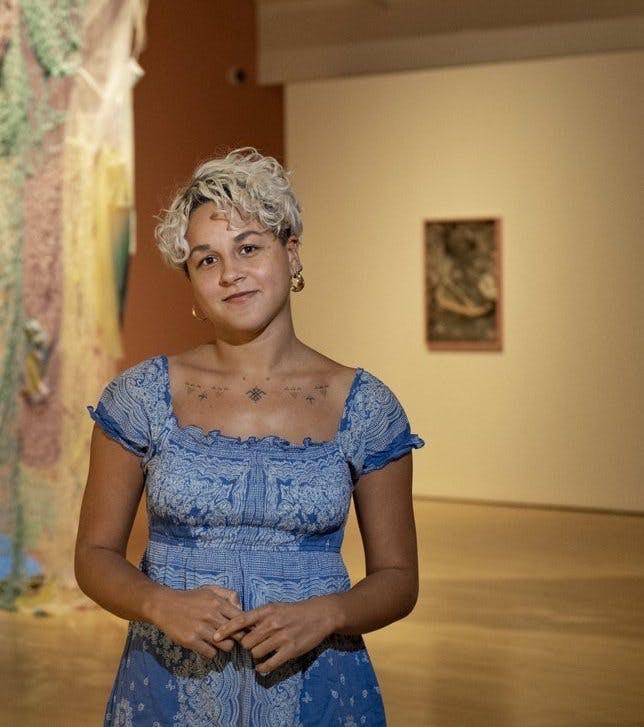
[219,260,245,286]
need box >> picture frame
[424,217,503,351]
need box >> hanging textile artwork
[0,0,148,613]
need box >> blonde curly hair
[154,146,303,277]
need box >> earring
[191,304,208,322]
[290,269,304,292]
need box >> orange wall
[124,0,283,368]
[122,0,283,557]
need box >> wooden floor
[2,499,643,726]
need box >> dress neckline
[158,354,363,449]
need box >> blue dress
[86,354,425,726]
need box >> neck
[204,326,306,379]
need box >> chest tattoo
[246,386,267,402]
[184,382,230,400]
[183,379,330,405]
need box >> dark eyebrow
[233,229,264,243]
[187,230,264,259]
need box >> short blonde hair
[154,146,303,276]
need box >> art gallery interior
[1,1,642,724]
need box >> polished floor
[1,499,643,726]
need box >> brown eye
[198,255,216,268]
[241,244,259,254]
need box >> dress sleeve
[86,365,150,458]
[353,372,426,479]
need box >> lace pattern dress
[86,354,425,726]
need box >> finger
[206,608,251,643]
[193,638,218,660]
[198,625,235,653]
[231,628,251,641]
[205,585,230,598]
[236,623,274,651]
[255,646,287,674]
[207,585,242,608]
[213,611,254,641]
[217,598,245,621]
[215,637,237,652]
[216,610,244,635]
[201,610,238,636]
[249,632,281,660]
[213,623,248,646]
[221,589,242,609]
[213,611,248,643]
[217,605,267,641]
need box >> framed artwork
[424,217,502,351]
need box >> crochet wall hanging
[0,0,148,614]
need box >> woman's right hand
[150,584,247,659]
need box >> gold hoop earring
[290,270,304,292]
[191,304,208,322]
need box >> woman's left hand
[210,596,338,674]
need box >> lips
[224,290,257,301]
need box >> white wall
[286,50,644,512]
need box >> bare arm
[74,424,168,623]
[75,421,246,659]
[323,452,419,635]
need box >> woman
[75,147,425,726]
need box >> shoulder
[118,354,161,378]
[107,355,164,392]
[352,367,401,408]
[345,367,414,442]
[294,348,356,383]
[340,366,405,434]
[296,352,359,410]
[88,357,162,458]
[166,346,204,371]
[340,367,426,479]
[316,359,357,391]
[95,356,166,417]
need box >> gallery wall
[285,50,643,512]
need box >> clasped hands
[212,589,337,675]
[153,584,340,674]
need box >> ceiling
[253,0,644,83]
